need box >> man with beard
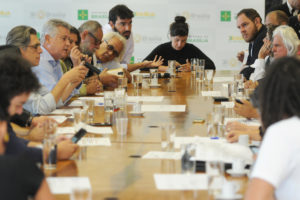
[103,4,163,72]
[236,8,267,80]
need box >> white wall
[0,0,265,69]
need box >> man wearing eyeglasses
[79,20,119,88]
[103,4,163,72]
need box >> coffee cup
[221,181,239,198]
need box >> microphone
[84,62,101,74]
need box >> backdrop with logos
[0,0,265,70]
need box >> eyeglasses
[88,32,101,46]
[26,43,41,50]
[104,40,119,57]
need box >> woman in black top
[143,16,215,71]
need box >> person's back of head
[0,45,21,57]
[259,57,300,130]
[108,4,134,24]
[0,54,40,116]
[169,16,189,37]
[273,25,300,56]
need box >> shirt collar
[41,46,60,67]
[287,1,294,14]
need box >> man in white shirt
[103,4,163,71]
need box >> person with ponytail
[143,16,215,71]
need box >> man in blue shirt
[32,19,88,105]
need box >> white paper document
[51,109,75,115]
[213,77,234,82]
[141,105,186,112]
[127,96,164,102]
[57,126,113,135]
[201,91,222,97]
[224,118,261,126]
[56,127,75,134]
[70,98,104,107]
[174,136,253,164]
[78,137,111,146]
[221,101,235,108]
[85,125,113,134]
[142,151,181,160]
[154,174,208,190]
[48,115,67,124]
[47,177,91,194]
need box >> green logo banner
[78,10,88,20]
[221,11,231,22]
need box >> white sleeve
[251,124,293,188]
[249,58,266,81]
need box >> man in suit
[236,8,267,80]
[268,0,300,38]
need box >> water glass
[132,100,142,113]
[73,109,87,132]
[133,74,143,89]
[195,65,204,82]
[150,69,158,85]
[204,69,215,85]
[206,161,225,197]
[181,144,196,174]
[190,58,199,72]
[82,100,94,124]
[168,60,176,78]
[104,91,114,112]
[114,88,126,111]
[43,134,57,170]
[70,187,92,200]
[118,77,128,91]
[161,125,170,150]
[227,82,236,100]
[116,111,128,135]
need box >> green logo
[78,10,88,20]
[130,56,135,64]
[37,32,40,39]
[221,11,231,22]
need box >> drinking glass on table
[70,187,92,200]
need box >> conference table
[50,70,249,200]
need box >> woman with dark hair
[143,16,215,71]
[245,57,300,200]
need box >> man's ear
[109,21,115,29]
[254,17,260,26]
[44,34,51,45]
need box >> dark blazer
[240,25,267,80]
[268,2,291,16]
[268,2,300,38]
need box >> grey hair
[78,20,102,34]
[6,25,37,48]
[273,25,300,56]
[41,19,71,44]
[103,32,126,61]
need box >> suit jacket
[240,25,267,80]
[268,2,300,38]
